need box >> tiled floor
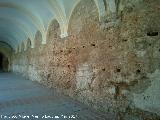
[0,73,112,120]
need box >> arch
[21,42,25,52]
[47,19,61,46]
[0,16,36,49]
[15,46,19,54]
[61,0,106,37]
[24,41,28,51]
[0,25,26,38]
[0,36,17,49]
[27,38,32,49]
[0,2,47,46]
[0,3,45,33]
[48,0,68,38]
[68,0,100,34]
[0,41,13,50]
[0,21,29,43]
[18,45,21,53]
[0,17,35,43]
[34,31,43,48]
[60,0,80,37]
[67,0,104,22]
[46,18,60,38]
[0,41,12,57]
[47,19,61,38]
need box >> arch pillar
[42,31,47,44]
[60,23,68,38]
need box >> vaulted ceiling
[0,0,117,52]
[0,0,81,50]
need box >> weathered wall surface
[12,0,160,119]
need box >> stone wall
[12,0,160,119]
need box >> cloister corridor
[0,0,160,120]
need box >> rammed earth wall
[12,0,160,119]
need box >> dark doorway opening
[0,52,9,72]
[0,53,3,71]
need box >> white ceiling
[0,0,80,50]
[0,0,117,51]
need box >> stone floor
[0,73,112,120]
